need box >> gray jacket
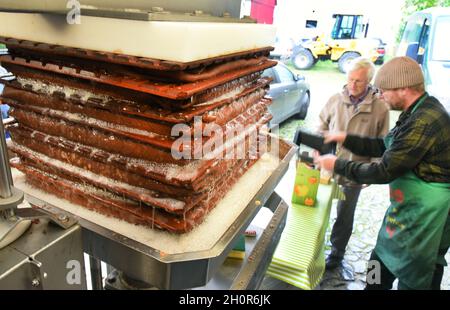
[318,86,390,185]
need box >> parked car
[0,65,14,139]
[262,62,310,127]
[269,36,295,63]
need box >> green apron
[374,95,450,289]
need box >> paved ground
[270,61,450,290]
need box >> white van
[397,7,450,112]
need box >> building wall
[250,0,277,24]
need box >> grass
[290,59,347,84]
[287,59,346,83]
[277,59,347,141]
[274,118,305,141]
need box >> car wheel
[295,92,310,120]
[338,52,361,73]
[291,48,315,70]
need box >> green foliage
[396,0,450,42]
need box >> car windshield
[275,65,294,83]
[431,16,450,61]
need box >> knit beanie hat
[374,56,424,90]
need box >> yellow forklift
[291,14,380,73]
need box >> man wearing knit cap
[318,57,389,273]
[315,56,450,290]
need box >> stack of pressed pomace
[0,11,277,233]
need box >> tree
[397,0,450,42]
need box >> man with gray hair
[318,57,389,272]
[315,56,450,289]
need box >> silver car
[262,62,310,127]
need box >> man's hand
[324,131,347,144]
[314,154,338,171]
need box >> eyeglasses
[347,78,368,85]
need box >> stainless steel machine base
[0,218,87,289]
[104,192,288,290]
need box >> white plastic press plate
[0,12,276,62]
